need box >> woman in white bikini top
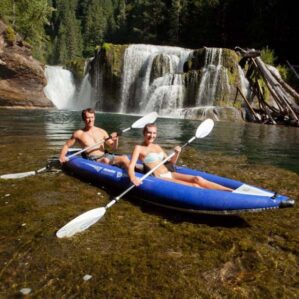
[143,151,164,164]
[128,123,232,191]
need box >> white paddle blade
[131,112,158,128]
[0,171,36,179]
[56,207,106,238]
[196,119,214,138]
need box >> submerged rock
[20,288,31,295]
[83,274,92,281]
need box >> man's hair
[81,108,95,120]
[143,123,157,134]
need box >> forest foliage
[0,0,298,70]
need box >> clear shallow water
[0,108,298,298]
[0,109,298,174]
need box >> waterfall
[44,45,241,121]
[44,64,96,110]
[119,44,192,114]
[118,45,237,119]
[44,66,76,110]
[196,48,230,106]
[75,73,95,109]
[143,74,185,114]
[238,65,249,98]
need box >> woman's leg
[172,172,233,191]
[113,155,130,170]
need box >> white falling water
[238,65,249,98]
[44,66,76,109]
[44,65,96,110]
[196,48,231,106]
[119,44,192,114]
[75,73,95,109]
[143,74,185,114]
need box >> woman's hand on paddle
[170,146,181,164]
[174,146,181,153]
[131,176,142,187]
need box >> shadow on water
[129,197,250,228]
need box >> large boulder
[0,19,53,108]
[89,43,128,111]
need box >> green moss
[101,43,128,78]
[222,48,240,86]
[216,98,242,109]
[5,26,16,44]
[276,65,288,81]
[260,47,277,65]
[66,58,86,82]
[101,42,111,52]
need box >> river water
[0,109,298,173]
[0,109,298,297]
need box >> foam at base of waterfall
[168,106,242,121]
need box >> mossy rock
[4,26,16,45]
[183,48,206,72]
[150,54,172,83]
[66,58,86,83]
[100,43,128,79]
[89,43,129,111]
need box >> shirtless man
[59,108,130,168]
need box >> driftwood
[235,87,260,121]
[269,67,299,102]
[235,47,299,126]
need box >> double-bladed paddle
[56,118,214,238]
[0,112,158,180]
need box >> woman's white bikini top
[143,151,164,164]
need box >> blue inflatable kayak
[64,151,294,214]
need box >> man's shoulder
[73,129,84,137]
[94,126,108,135]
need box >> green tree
[54,0,83,63]
[0,0,16,24]
[128,0,167,43]
[167,0,189,45]
[0,0,54,61]
[83,0,107,56]
[111,0,128,42]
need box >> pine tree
[167,0,188,45]
[83,0,107,56]
[128,0,166,43]
[55,0,83,63]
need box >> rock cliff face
[0,19,53,108]
[89,43,128,111]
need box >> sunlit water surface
[0,109,298,173]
